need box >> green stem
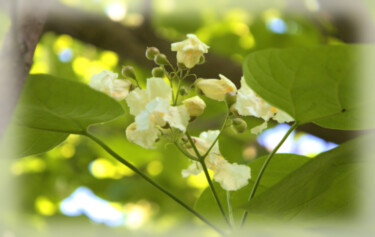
[227,191,234,228]
[185,131,230,227]
[199,159,231,227]
[240,122,298,227]
[201,112,229,160]
[174,142,199,161]
[173,69,190,106]
[83,132,223,235]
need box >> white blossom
[171,34,209,68]
[195,74,237,101]
[125,78,190,149]
[89,70,132,101]
[235,77,293,134]
[182,130,251,191]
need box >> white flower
[171,34,209,68]
[89,70,132,101]
[125,78,190,148]
[214,162,251,191]
[182,130,251,191]
[195,74,237,101]
[183,96,206,117]
[235,77,293,134]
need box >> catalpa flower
[125,78,189,149]
[89,70,132,101]
[171,34,209,68]
[182,130,251,191]
[195,74,237,101]
[235,77,293,134]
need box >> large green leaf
[243,45,375,130]
[1,74,124,158]
[242,133,374,222]
[194,154,310,225]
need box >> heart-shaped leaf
[243,45,375,130]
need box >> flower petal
[164,105,190,132]
[146,77,172,102]
[125,122,161,149]
[126,88,149,116]
[181,162,202,177]
[214,162,251,191]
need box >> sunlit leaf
[0,74,124,158]
[243,45,375,130]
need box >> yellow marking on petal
[271,107,278,113]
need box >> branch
[0,0,48,137]
[43,2,243,82]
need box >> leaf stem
[240,122,298,226]
[83,132,224,235]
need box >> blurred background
[0,0,374,236]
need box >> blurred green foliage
[1,0,349,235]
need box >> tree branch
[0,0,48,137]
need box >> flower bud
[183,96,206,117]
[152,67,165,78]
[179,87,188,96]
[181,136,188,144]
[146,47,160,60]
[122,65,136,79]
[224,91,237,107]
[154,54,170,65]
[225,119,233,127]
[195,74,237,101]
[232,118,247,133]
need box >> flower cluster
[88,34,293,191]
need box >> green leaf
[194,154,309,225]
[1,74,124,158]
[243,45,375,130]
[242,134,373,222]
[1,125,69,159]
[14,74,124,133]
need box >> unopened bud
[122,66,136,79]
[183,96,206,117]
[225,119,233,127]
[152,67,165,77]
[146,47,160,60]
[154,54,170,65]
[224,91,237,107]
[179,87,188,96]
[181,136,188,144]
[198,55,205,64]
[232,118,247,133]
